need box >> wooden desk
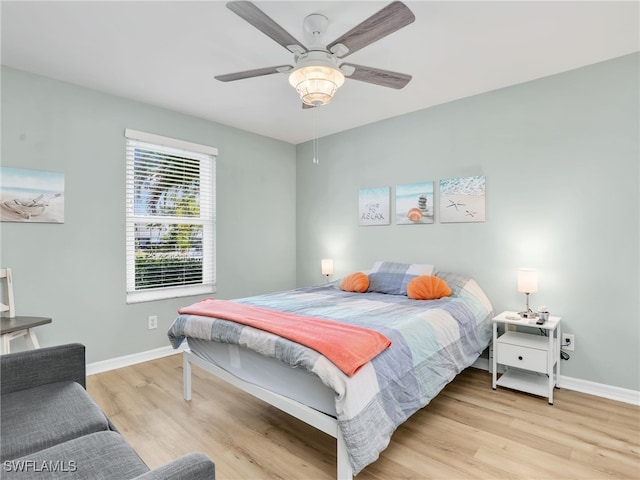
[0,316,52,354]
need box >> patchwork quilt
[168,272,493,475]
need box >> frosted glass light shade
[517,268,538,293]
[289,65,345,106]
[321,259,334,275]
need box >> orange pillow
[339,272,370,293]
[407,275,451,300]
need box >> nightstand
[491,311,561,404]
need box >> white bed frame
[183,349,354,480]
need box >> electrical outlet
[148,315,158,330]
[561,333,574,351]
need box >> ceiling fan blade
[215,65,292,82]
[342,64,412,89]
[226,1,307,53]
[327,1,415,58]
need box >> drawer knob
[518,356,523,361]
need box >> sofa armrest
[0,343,86,395]
[132,453,215,480]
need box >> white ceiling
[2,1,638,145]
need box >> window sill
[126,284,215,304]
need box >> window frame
[125,129,217,304]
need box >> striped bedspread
[168,272,493,475]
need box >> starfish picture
[439,176,486,223]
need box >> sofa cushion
[1,381,110,461]
[1,431,149,479]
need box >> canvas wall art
[0,167,65,223]
[439,175,486,223]
[396,181,434,224]
[359,187,390,226]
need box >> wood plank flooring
[86,354,639,480]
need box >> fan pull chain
[312,106,319,165]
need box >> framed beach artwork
[0,167,65,223]
[439,175,486,223]
[359,186,390,226]
[396,181,434,225]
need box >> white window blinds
[125,129,217,303]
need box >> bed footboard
[182,349,353,480]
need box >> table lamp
[321,259,334,281]
[517,268,538,318]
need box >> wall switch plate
[148,315,158,330]
[562,333,574,351]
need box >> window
[125,129,216,303]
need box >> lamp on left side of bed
[321,259,334,282]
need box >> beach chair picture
[0,167,64,223]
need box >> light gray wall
[2,53,638,391]
[1,67,297,363]
[296,54,639,391]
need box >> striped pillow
[367,261,435,295]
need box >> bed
[168,265,493,479]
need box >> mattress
[187,337,336,416]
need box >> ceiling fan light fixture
[288,64,345,106]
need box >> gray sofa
[1,343,215,479]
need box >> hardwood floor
[87,354,640,480]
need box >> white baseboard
[472,357,490,371]
[86,344,187,376]
[89,348,639,407]
[471,357,639,406]
[557,376,640,406]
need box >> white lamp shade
[289,65,345,106]
[321,259,334,275]
[517,268,538,293]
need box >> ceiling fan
[215,1,415,107]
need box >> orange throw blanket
[178,298,391,377]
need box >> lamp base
[518,310,538,319]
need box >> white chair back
[1,268,16,318]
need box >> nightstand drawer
[496,343,548,372]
